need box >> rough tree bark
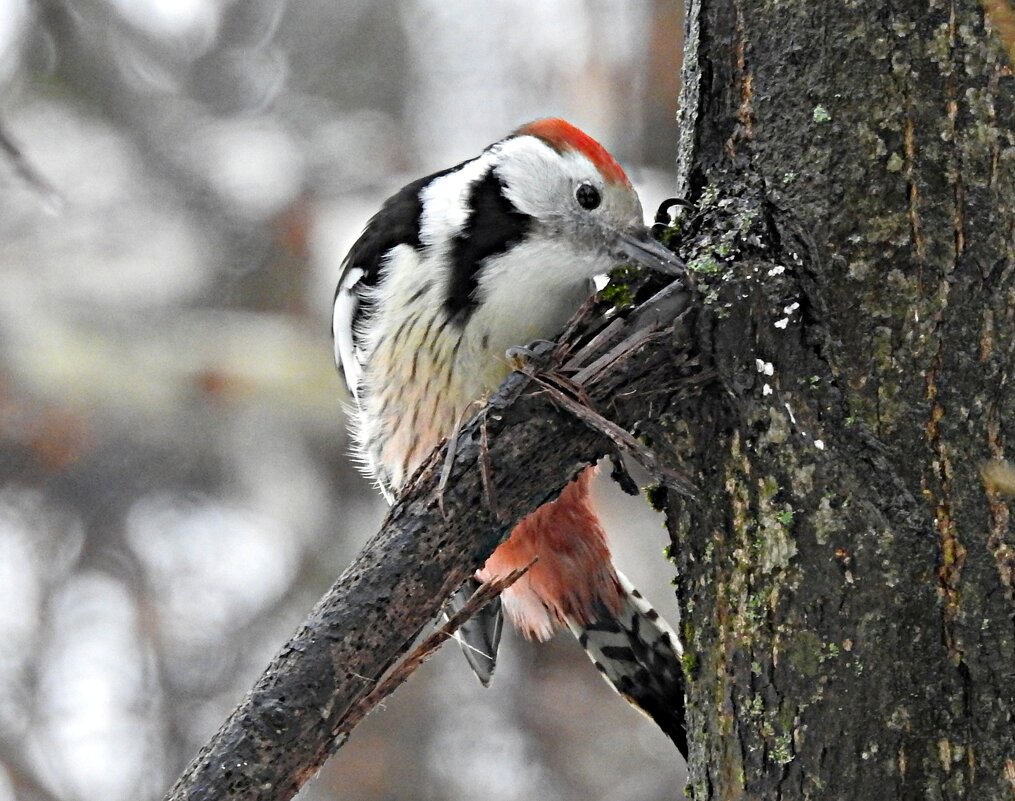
[664,0,1015,797]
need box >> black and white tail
[568,571,688,757]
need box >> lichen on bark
[663,0,1015,797]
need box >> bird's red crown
[516,118,632,188]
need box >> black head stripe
[444,167,533,322]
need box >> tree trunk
[665,0,1015,797]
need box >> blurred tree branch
[0,119,61,212]
[0,743,63,801]
[162,280,700,801]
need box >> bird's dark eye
[575,182,601,211]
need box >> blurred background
[0,1,685,799]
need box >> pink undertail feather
[474,466,688,756]
[476,467,623,641]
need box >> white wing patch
[418,151,495,249]
[333,266,365,400]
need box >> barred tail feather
[568,570,688,757]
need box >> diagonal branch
[162,279,700,801]
[331,560,534,745]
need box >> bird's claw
[506,340,557,371]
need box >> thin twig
[521,363,593,407]
[561,280,691,378]
[332,561,535,740]
[554,293,601,360]
[438,400,483,520]
[561,317,628,372]
[478,409,502,520]
[570,325,669,386]
[520,369,696,497]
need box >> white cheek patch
[494,137,571,219]
[493,137,643,238]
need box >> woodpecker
[332,118,688,755]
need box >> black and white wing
[331,167,464,400]
[332,265,366,400]
[331,173,436,400]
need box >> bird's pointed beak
[611,228,683,276]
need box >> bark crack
[732,0,754,144]
[925,351,968,664]
[946,0,967,256]
[904,115,927,265]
